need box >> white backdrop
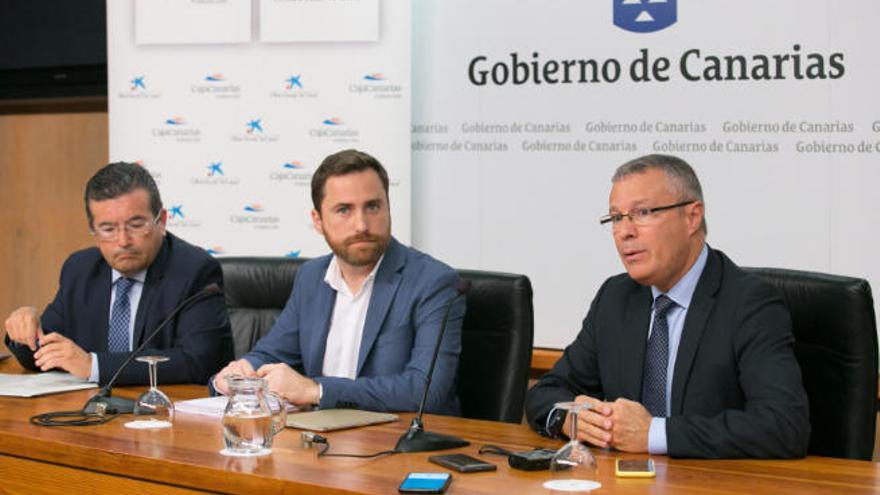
[108,0,410,258]
[108,1,880,349]
[411,0,880,348]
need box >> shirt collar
[112,269,147,285]
[324,254,385,296]
[651,243,708,310]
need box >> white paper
[175,396,230,417]
[135,0,252,45]
[0,372,98,397]
[260,0,379,42]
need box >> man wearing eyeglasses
[3,162,232,385]
[525,154,810,458]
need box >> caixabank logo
[191,161,241,186]
[166,204,203,229]
[118,75,161,99]
[230,203,280,230]
[349,72,403,99]
[269,160,311,186]
[206,246,226,256]
[270,73,318,99]
[230,118,279,143]
[152,116,202,143]
[309,117,360,144]
[614,0,676,33]
[191,73,241,99]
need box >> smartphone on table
[428,453,496,473]
[399,472,452,493]
[615,459,656,478]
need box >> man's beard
[327,232,390,267]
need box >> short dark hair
[84,162,162,227]
[613,154,707,234]
[310,149,390,212]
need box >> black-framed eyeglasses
[90,213,161,241]
[599,201,695,228]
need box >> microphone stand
[394,281,470,453]
[80,284,222,415]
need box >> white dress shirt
[321,255,384,380]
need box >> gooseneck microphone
[31,283,222,426]
[394,279,470,453]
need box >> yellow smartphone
[615,459,656,478]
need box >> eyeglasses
[91,214,161,241]
[599,201,695,229]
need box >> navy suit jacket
[7,233,233,385]
[525,247,810,458]
[241,237,464,415]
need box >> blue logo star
[207,162,224,176]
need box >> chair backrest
[745,267,878,460]
[219,257,304,359]
[217,257,535,423]
[457,270,534,424]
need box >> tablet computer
[285,408,398,431]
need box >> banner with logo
[411,1,880,347]
[108,0,410,258]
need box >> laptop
[285,408,398,432]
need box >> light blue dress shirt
[87,269,146,382]
[647,244,708,454]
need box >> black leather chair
[745,267,878,460]
[218,257,534,423]
[457,269,534,423]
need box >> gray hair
[612,154,707,234]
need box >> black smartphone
[398,472,452,493]
[428,453,497,473]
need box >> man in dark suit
[4,162,232,385]
[211,149,463,414]
[525,154,810,458]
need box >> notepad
[285,409,398,432]
[0,372,97,397]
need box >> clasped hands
[4,306,92,379]
[565,395,653,453]
[213,359,320,407]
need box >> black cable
[30,410,116,426]
[308,433,399,458]
[478,444,515,457]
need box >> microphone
[394,279,470,453]
[82,283,222,415]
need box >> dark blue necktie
[642,294,675,417]
[108,278,135,352]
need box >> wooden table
[0,360,877,494]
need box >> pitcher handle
[267,392,288,436]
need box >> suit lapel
[132,235,171,346]
[89,262,113,351]
[670,248,721,414]
[356,238,404,375]
[619,285,653,400]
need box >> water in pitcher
[222,413,274,453]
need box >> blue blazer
[6,233,233,385]
[243,237,464,415]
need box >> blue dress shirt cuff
[648,417,668,454]
[88,352,99,383]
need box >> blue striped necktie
[108,278,135,352]
[641,294,676,417]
